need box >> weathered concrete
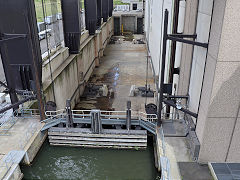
[43,17,114,110]
[75,35,155,112]
[0,117,46,179]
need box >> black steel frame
[157,9,208,127]
[0,32,45,120]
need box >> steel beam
[26,18,46,120]
[168,34,197,39]
[158,9,169,127]
[0,96,36,114]
[163,95,189,99]
[167,35,208,48]
[163,99,198,118]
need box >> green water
[21,140,160,180]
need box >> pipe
[167,35,208,48]
[163,99,198,118]
[0,96,35,114]
[163,95,189,99]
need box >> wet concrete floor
[75,35,155,112]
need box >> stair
[139,120,156,135]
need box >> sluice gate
[41,101,157,149]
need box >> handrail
[159,125,171,180]
[42,109,158,123]
[0,151,15,179]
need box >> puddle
[75,64,120,111]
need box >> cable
[145,49,149,106]
[41,0,56,103]
[145,0,152,106]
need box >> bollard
[91,110,102,134]
[66,99,73,128]
[126,101,131,131]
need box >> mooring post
[66,99,73,128]
[126,101,131,131]
[91,110,102,134]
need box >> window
[133,3,137,10]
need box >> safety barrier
[41,109,158,134]
[0,151,15,179]
[0,110,18,135]
[159,125,171,180]
[44,109,158,123]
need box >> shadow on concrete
[178,162,213,180]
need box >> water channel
[21,138,160,180]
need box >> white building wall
[188,0,213,116]
[172,1,185,94]
[145,0,173,82]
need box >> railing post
[66,99,73,128]
[91,110,102,134]
[126,101,131,131]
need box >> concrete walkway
[0,117,45,179]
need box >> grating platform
[209,162,240,180]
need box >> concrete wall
[188,0,213,117]
[113,12,143,34]
[177,0,198,98]
[196,0,240,162]
[42,17,114,110]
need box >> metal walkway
[41,109,158,134]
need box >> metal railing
[159,125,171,180]
[0,152,15,179]
[20,108,40,118]
[43,109,158,123]
[100,111,126,120]
[0,110,18,135]
[71,110,92,120]
[160,156,171,180]
[136,111,158,123]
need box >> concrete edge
[23,124,47,165]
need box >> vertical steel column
[157,10,169,127]
[26,18,46,121]
[96,0,102,27]
[1,44,19,110]
[126,101,131,131]
[66,99,73,128]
